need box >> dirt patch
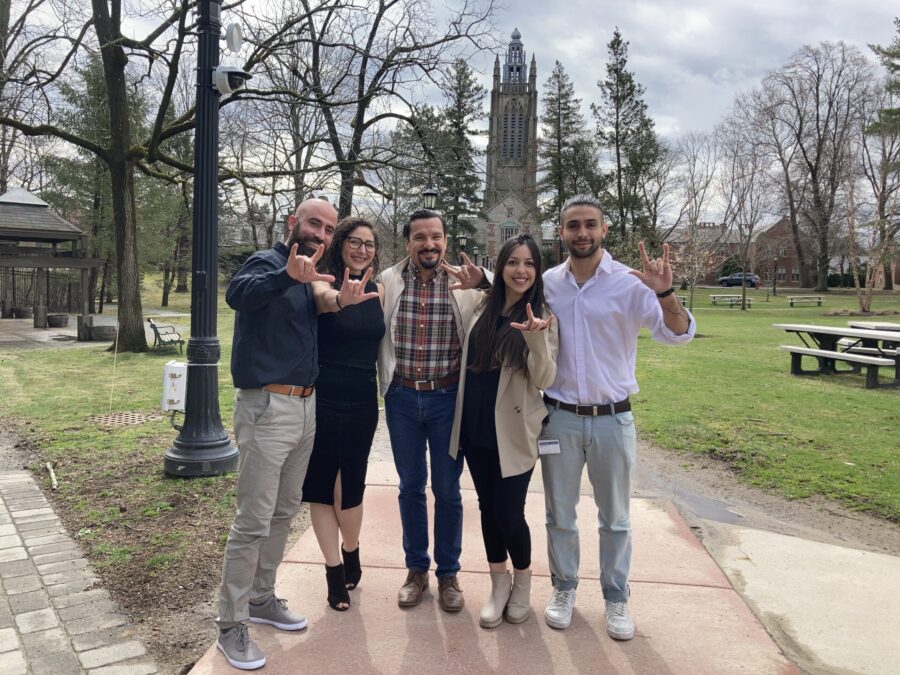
[823,308,900,317]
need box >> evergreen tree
[439,58,486,243]
[870,17,900,136]
[539,61,592,221]
[592,28,659,239]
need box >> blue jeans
[540,404,637,603]
[384,382,463,577]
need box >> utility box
[162,360,187,412]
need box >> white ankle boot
[479,571,512,629]
[504,568,532,624]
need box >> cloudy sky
[472,0,898,137]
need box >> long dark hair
[320,217,380,289]
[469,234,545,377]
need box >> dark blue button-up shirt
[226,241,318,390]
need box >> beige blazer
[449,304,559,478]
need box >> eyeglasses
[346,236,376,252]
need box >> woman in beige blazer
[449,234,558,629]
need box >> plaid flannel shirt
[393,262,461,382]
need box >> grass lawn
[636,286,900,522]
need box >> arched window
[502,100,524,162]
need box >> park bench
[677,295,687,306]
[778,345,894,389]
[787,295,824,307]
[147,318,184,353]
[710,295,752,308]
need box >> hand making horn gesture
[286,243,336,284]
[510,303,554,333]
[336,267,380,307]
[628,241,673,294]
[441,252,485,290]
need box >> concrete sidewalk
[191,460,797,674]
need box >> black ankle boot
[342,545,362,590]
[325,563,350,611]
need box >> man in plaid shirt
[377,209,489,612]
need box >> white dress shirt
[543,251,695,405]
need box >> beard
[416,248,442,270]
[287,230,323,257]
[565,238,602,259]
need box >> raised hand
[510,303,553,333]
[628,241,673,293]
[286,243,336,284]
[336,267,379,307]
[442,252,485,290]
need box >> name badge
[538,439,561,455]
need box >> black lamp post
[472,243,479,266]
[772,256,778,297]
[457,233,468,263]
[165,0,238,477]
[422,186,439,210]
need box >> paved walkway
[190,461,798,674]
[0,472,158,674]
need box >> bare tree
[718,119,773,309]
[765,42,874,291]
[669,131,721,310]
[296,0,497,217]
[859,76,900,291]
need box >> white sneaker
[605,600,635,640]
[544,588,576,629]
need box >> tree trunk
[815,228,829,293]
[161,259,172,307]
[98,261,109,314]
[93,0,146,351]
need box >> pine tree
[439,58,486,242]
[592,28,659,239]
[539,61,591,221]
[870,17,900,136]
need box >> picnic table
[773,323,900,389]
[847,320,900,332]
[786,295,824,307]
[710,294,752,307]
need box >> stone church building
[474,28,541,269]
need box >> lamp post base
[164,439,237,477]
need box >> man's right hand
[286,243,336,284]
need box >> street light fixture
[164,0,238,477]
[422,186,439,210]
[472,244,479,266]
[773,256,778,297]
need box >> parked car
[718,272,760,288]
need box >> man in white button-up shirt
[540,194,694,641]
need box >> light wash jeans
[217,388,316,627]
[540,403,637,603]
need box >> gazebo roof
[0,188,84,243]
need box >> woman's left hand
[510,303,553,332]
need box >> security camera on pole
[164,0,245,476]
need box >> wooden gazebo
[0,187,104,340]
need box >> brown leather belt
[392,371,460,392]
[543,394,631,417]
[264,384,315,398]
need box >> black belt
[543,394,631,417]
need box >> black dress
[302,280,384,509]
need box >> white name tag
[538,439,561,455]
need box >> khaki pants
[217,388,316,627]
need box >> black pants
[464,443,534,570]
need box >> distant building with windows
[473,28,540,268]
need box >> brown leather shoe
[397,570,429,607]
[438,575,464,612]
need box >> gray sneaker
[544,587,576,629]
[605,600,635,640]
[249,595,308,631]
[217,624,266,671]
